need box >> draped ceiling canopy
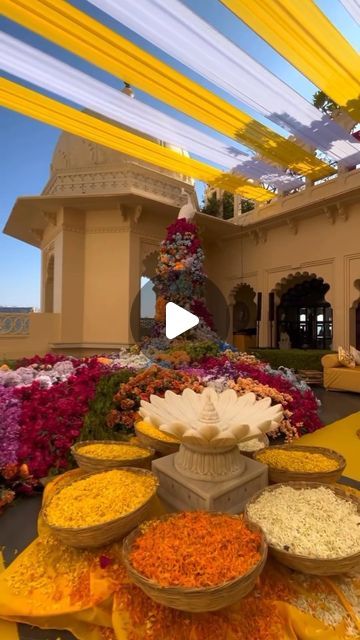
[1,0,359,201]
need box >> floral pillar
[152,218,214,337]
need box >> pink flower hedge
[13,359,107,478]
[0,348,323,502]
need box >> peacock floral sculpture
[139,388,283,481]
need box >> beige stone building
[206,169,360,353]
[0,127,233,358]
[1,124,360,359]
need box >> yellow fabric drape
[221,0,360,121]
[0,470,357,640]
[0,552,19,640]
[1,0,333,181]
[0,78,274,201]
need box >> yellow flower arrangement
[136,420,179,443]
[78,443,150,460]
[257,448,338,472]
[46,469,157,528]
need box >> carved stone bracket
[117,203,131,223]
[117,203,142,224]
[258,229,267,244]
[133,204,142,223]
[248,228,267,244]
[323,206,335,224]
[248,230,259,244]
[286,218,298,235]
[42,211,57,226]
[30,228,44,242]
[323,202,348,224]
[335,202,348,221]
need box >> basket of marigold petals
[122,511,267,612]
[135,420,180,455]
[71,440,155,472]
[43,468,158,548]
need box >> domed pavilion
[3,93,232,356]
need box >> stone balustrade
[0,313,30,335]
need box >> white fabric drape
[0,32,304,191]
[339,0,360,26]
[87,0,360,167]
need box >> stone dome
[50,112,193,185]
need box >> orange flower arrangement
[155,296,166,322]
[106,366,202,432]
[129,512,262,588]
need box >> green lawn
[250,348,333,371]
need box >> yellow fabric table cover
[0,470,358,640]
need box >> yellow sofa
[321,354,360,392]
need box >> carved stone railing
[0,313,30,335]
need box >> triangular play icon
[165,302,199,339]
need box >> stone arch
[139,249,159,338]
[44,254,54,313]
[142,249,159,280]
[275,272,333,349]
[229,283,257,347]
[273,271,318,300]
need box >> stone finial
[199,394,220,426]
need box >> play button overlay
[130,276,230,344]
[165,302,199,339]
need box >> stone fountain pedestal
[152,453,268,514]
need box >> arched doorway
[350,279,360,350]
[44,255,54,313]
[356,303,360,349]
[230,283,257,350]
[276,276,332,349]
[140,251,158,338]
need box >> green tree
[313,90,339,116]
[241,199,255,213]
[222,191,234,219]
[201,191,220,217]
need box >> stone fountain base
[152,454,268,513]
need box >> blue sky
[0,0,359,307]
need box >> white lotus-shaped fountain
[140,388,283,481]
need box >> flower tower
[153,218,214,335]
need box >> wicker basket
[71,440,155,472]
[135,424,180,455]
[254,445,346,484]
[42,468,159,549]
[245,482,360,575]
[238,435,270,459]
[122,514,267,612]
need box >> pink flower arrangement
[15,353,72,369]
[14,359,107,478]
[0,386,22,468]
[0,346,322,507]
[195,355,322,439]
